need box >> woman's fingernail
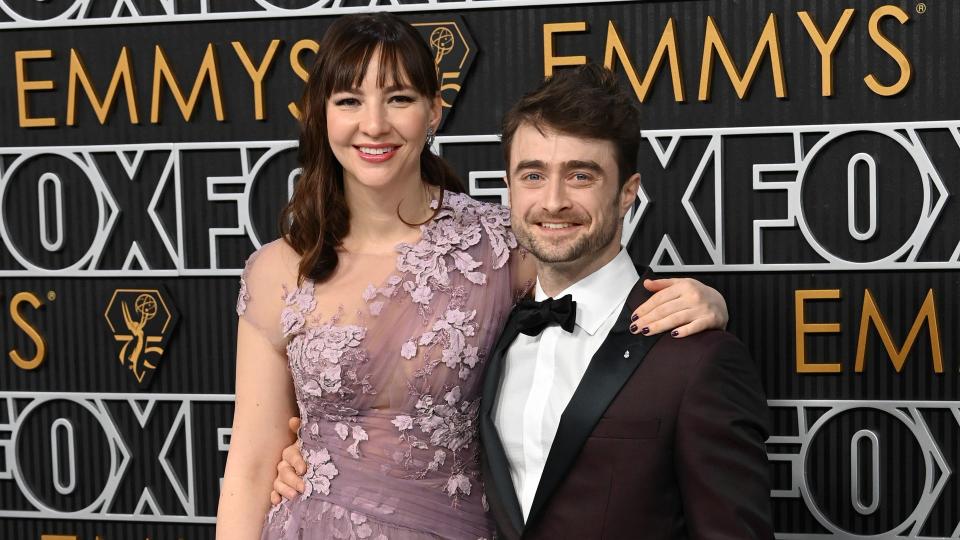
[641,327,650,335]
[671,330,680,337]
[629,324,638,333]
[631,313,639,322]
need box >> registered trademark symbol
[46,291,56,301]
[916,2,927,14]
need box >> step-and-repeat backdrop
[1,0,957,538]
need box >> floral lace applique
[281,281,318,336]
[266,499,291,529]
[392,193,514,307]
[476,202,516,271]
[284,286,375,467]
[332,422,370,459]
[390,385,481,504]
[302,447,339,500]
[356,194,504,382]
[236,248,265,316]
[395,293,484,382]
[288,324,370,397]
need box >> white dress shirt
[491,249,640,521]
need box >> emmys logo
[103,288,178,386]
[413,17,477,127]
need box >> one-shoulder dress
[237,193,520,539]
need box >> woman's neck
[342,172,437,254]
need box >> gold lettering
[543,22,588,77]
[15,50,57,128]
[232,39,282,121]
[604,19,685,102]
[864,5,912,96]
[288,38,320,120]
[151,43,225,123]
[8,292,46,371]
[699,13,787,101]
[795,289,842,373]
[797,9,855,97]
[67,47,139,125]
[439,71,461,108]
[855,289,942,373]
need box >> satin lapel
[480,309,525,534]
[524,270,662,530]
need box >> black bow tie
[515,294,577,336]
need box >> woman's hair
[281,13,465,283]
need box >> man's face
[506,123,639,268]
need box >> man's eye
[572,173,591,181]
[524,173,543,181]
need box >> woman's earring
[425,127,436,149]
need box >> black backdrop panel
[1,0,958,538]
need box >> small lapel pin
[623,350,630,359]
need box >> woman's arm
[216,318,298,539]
[511,251,728,337]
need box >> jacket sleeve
[674,333,774,540]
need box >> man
[478,64,772,539]
[268,64,772,538]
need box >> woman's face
[326,49,441,190]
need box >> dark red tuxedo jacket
[480,269,773,539]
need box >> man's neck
[536,242,622,297]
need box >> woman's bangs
[327,39,434,96]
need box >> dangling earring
[425,126,436,149]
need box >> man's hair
[500,63,641,185]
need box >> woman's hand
[629,278,728,338]
[270,417,307,505]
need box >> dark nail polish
[631,313,639,322]
[671,330,680,337]
[641,327,650,335]
[629,324,638,333]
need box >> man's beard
[513,205,620,264]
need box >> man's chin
[525,243,583,264]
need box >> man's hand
[269,417,307,505]
[629,278,728,338]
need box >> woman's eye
[334,97,360,107]
[389,95,416,104]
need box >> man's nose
[541,179,571,213]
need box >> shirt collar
[534,249,640,336]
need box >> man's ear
[619,173,641,218]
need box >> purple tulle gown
[237,193,521,539]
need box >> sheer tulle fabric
[238,193,520,539]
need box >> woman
[216,13,727,540]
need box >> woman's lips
[355,145,399,163]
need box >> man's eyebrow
[513,159,546,172]
[563,160,604,172]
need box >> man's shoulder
[632,329,755,384]
[646,329,746,359]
